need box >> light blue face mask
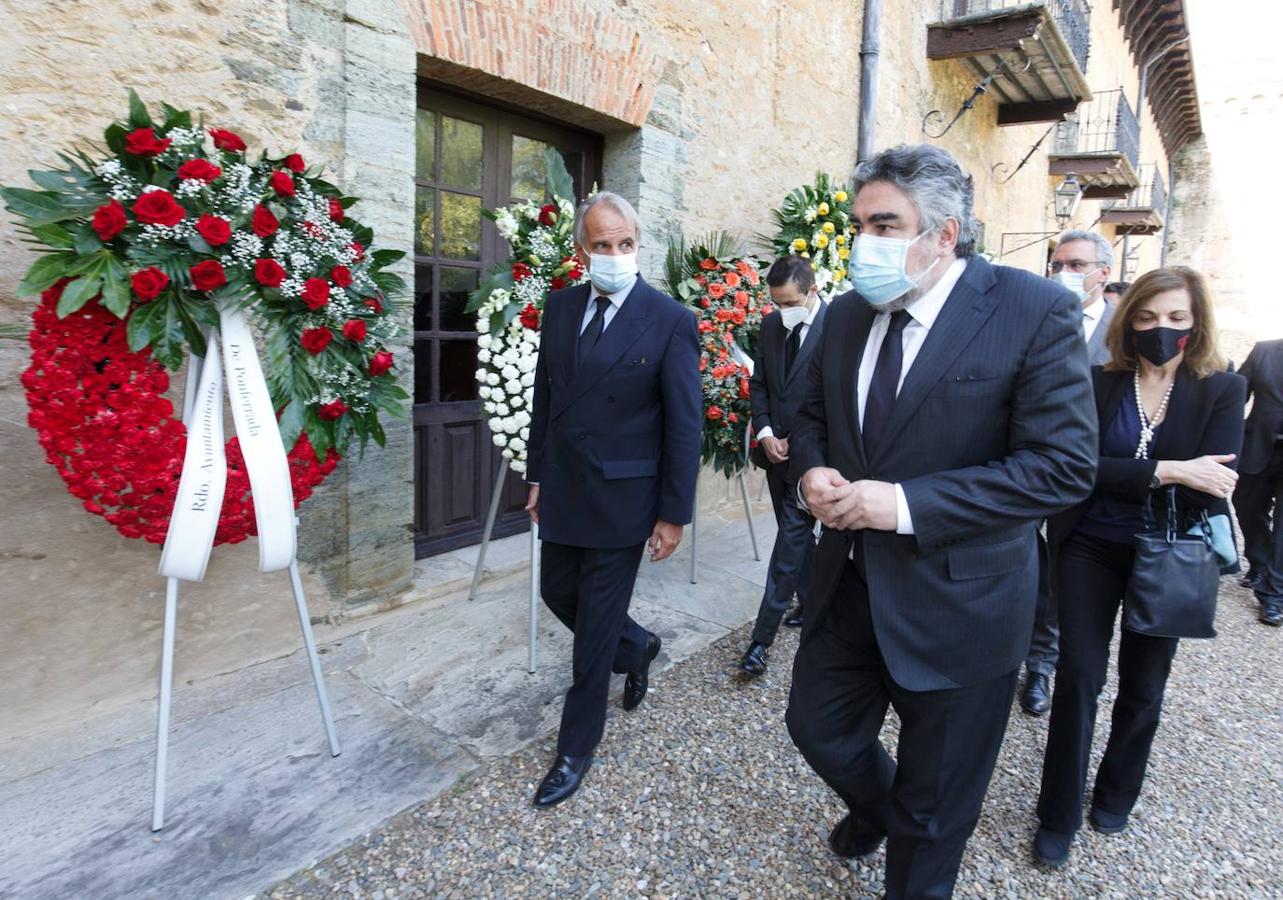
[588,252,638,295]
[850,231,940,306]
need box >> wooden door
[413,87,600,557]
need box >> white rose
[492,432,506,448]
[510,395,524,409]
[486,373,500,386]
[501,365,520,382]
[496,402,510,416]
[516,356,535,373]
[478,385,492,400]
[501,447,513,459]
[521,372,535,388]
[475,368,487,383]
[478,349,492,364]
[483,401,496,414]
[520,427,530,441]
[504,417,520,435]
[510,438,526,453]
[515,411,531,428]
[512,460,527,475]
[477,317,490,334]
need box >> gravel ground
[267,580,1281,899]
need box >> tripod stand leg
[288,561,340,757]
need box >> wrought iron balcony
[1048,88,1141,199]
[928,0,1093,125]
[1101,163,1167,235]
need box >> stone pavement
[265,580,1282,899]
[0,499,775,900]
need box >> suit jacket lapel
[866,266,998,466]
[1151,366,1193,459]
[551,278,655,421]
[840,300,875,469]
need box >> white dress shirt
[578,274,638,336]
[756,297,823,442]
[802,257,968,534]
[1081,296,1104,344]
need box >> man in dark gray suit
[1019,228,1118,716]
[739,255,828,676]
[1232,339,1283,625]
[786,145,1097,898]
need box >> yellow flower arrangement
[814,233,830,249]
[839,247,850,260]
[817,202,830,216]
[791,238,807,252]
[834,191,848,203]
[822,222,835,234]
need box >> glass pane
[439,340,478,402]
[415,187,436,257]
[440,267,480,333]
[511,135,563,201]
[413,339,433,405]
[440,192,481,260]
[415,108,437,182]
[440,115,483,190]
[414,264,434,332]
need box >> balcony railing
[1054,88,1140,168]
[1114,164,1167,211]
[941,1,1091,73]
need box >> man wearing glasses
[1020,231,1118,717]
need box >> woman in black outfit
[1033,266,1246,865]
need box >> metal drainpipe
[1161,154,1176,265]
[857,0,882,164]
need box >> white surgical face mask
[1053,270,1088,302]
[850,232,939,307]
[588,252,638,294]
[778,294,813,330]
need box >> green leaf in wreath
[370,248,405,268]
[187,233,212,255]
[151,300,187,370]
[369,416,386,448]
[103,123,126,156]
[56,272,103,316]
[73,223,103,256]
[127,89,153,130]
[0,187,77,226]
[125,297,165,351]
[277,399,305,448]
[99,256,131,317]
[15,250,77,296]
[26,223,75,250]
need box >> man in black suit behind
[1232,339,1283,625]
[739,255,827,676]
[525,191,702,806]
[785,145,1098,898]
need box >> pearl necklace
[1134,368,1175,459]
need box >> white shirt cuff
[755,426,775,440]
[894,483,914,535]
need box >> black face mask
[1129,326,1192,367]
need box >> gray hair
[1056,229,1114,268]
[573,191,641,247]
[852,144,980,257]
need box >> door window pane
[413,339,434,404]
[440,267,480,333]
[415,187,436,256]
[440,191,481,260]
[415,109,437,182]
[413,265,434,332]
[439,340,479,402]
[511,135,559,200]
[440,115,484,190]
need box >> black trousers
[1038,531,1179,834]
[751,463,814,646]
[1234,444,1283,603]
[541,540,651,756]
[786,560,1018,900]
[1024,529,1058,676]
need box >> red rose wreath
[4,92,409,544]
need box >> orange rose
[747,270,760,286]
[724,271,741,288]
[707,282,727,299]
[698,320,714,333]
[736,260,751,276]
[714,308,733,322]
[732,309,747,325]
[699,257,719,271]
[734,291,749,309]
[706,405,723,420]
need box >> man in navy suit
[785,145,1097,898]
[1232,339,1283,625]
[525,191,701,807]
[739,255,827,676]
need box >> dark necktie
[862,310,912,456]
[577,296,611,367]
[784,323,803,375]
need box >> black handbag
[1123,487,1220,639]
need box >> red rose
[728,413,739,423]
[209,128,246,152]
[699,258,719,271]
[568,265,583,281]
[368,350,394,376]
[700,299,711,309]
[130,267,169,302]
[697,320,714,334]
[177,158,222,182]
[363,296,384,314]
[518,303,540,330]
[301,278,330,310]
[254,258,286,287]
[512,262,533,282]
[747,270,761,286]
[731,308,747,325]
[695,275,707,287]
[714,308,733,322]
[551,277,567,290]
[283,153,306,173]
[301,327,333,355]
[342,319,367,343]
[270,171,296,196]
[734,291,749,308]
[706,406,723,421]
[707,282,727,299]
[195,213,232,246]
[124,127,171,157]
[91,199,128,241]
[329,198,344,222]
[317,399,348,420]
[349,241,365,261]
[251,204,278,238]
[724,271,741,288]
[189,260,227,292]
[538,203,558,226]
[132,190,185,226]
[330,265,353,288]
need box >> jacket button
[578,432,587,440]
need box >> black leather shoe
[532,754,592,808]
[783,606,804,628]
[1241,568,1264,589]
[739,642,769,676]
[827,813,886,859]
[1032,826,1073,866]
[1020,672,1051,716]
[622,634,661,711]
[1261,604,1283,627]
[1089,806,1128,834]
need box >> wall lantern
[1053,174,1083,226]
